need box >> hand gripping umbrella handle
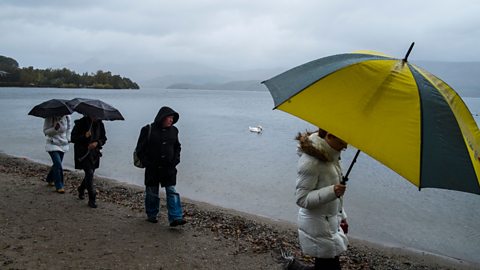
[341,150,361,185]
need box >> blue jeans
[46,151,64,190]
[145,185,183,223]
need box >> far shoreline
[0,85,139,90]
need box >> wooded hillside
[0,55,139,89]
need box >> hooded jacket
[43,115,72,152]
[295,131,348,258]
[136,106,181,187]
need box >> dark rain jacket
[71,116,107,170]
[135,106,181,187]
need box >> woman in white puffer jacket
[43,115,72,193]
[294,130,349,270]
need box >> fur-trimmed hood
[295,131,339,162]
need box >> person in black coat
[135,106,186,226]
[71,115,107,208]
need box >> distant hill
[157,61,480,97]
[139,66,282,89]
[167,80,265,91]
[0,55,19,72]
[53,57,480,97]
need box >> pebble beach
[0,153,477,270]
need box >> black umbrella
[28,99,74,118]
[67,98,124,121]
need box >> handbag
[133,124,151,168]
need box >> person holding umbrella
[43,114,72,193]
[28,99,73,193]
[68,98,123,208]
[71,115,107,208]
[286,130,349,270]
[135,106,186,226]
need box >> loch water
[1,87,479,264]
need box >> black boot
[88,200,97,208]
[87,191,97,208]
[279,250,314,270]
[87,186,96,208]
[287,259,314,270]
[77,187,85,200]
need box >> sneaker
[88,201,97,208]
[56,188,65,194]
[48,182,55,186]
[146,217,158,223]
[77,187,85,200]
[169,219,187,227]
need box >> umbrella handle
[78,150,90,162]
[341,150,361,185]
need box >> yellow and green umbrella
[263,43,480,195]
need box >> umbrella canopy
[67,98,124,121]
[28,99,73,118]
[263,44,480,195]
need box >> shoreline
[0,152,478,269]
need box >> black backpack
[133,124,151,168]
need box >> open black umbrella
[67,98,124,121]
[28,99,73,118]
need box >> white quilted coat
[295,132,348,258]
[43,115,72,152]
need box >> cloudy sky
[1,0,479,82]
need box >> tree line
[0,55,139,89]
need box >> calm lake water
[1,87,479,264]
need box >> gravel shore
[0,153,477,269]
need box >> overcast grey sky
[1,0,479,80]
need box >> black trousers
[314,256,341,270]
[288,256,341,270]
[79,168,96,202]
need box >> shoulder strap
[147,124,151,142]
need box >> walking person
[71,115,107,208]
[43,115,72,193]
[286,129,349,270]
[135,106,186,226]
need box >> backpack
[133,124,151,168]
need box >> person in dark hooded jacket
[71,115,107,208]
[135,106,186,226]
